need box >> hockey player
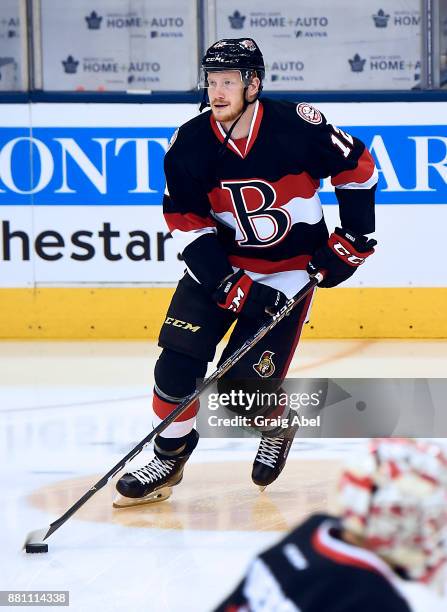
[215,438,447,612]
[114,38,377,507]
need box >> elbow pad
[182,233,233,292]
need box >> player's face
[207,71,245,123]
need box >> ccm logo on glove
[329,232,371,266]
[227,286,245,313]
[220,272,253,313]
[307,227,377,288]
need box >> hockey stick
[23,273,322,550]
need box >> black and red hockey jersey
[163,99,377,290]
[214,513,438,612]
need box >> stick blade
[23,526,51,550]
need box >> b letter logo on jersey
[221,179,291,248]
[296,103,322,125]
[253,351,276,377]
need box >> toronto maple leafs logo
[62,55,79,74]
[348,53,366,73]
[372,9,390,28]
[85,11,102,30]
[229,10,245,29]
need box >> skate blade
[257,485,267,493]
[112,487,172,508]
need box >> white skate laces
[256,436,284,468]
[130,457,176,485]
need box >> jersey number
[330,126,353,158]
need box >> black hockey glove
[307,227,377,288]
[213,269,288,318]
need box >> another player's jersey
[214,513,415,612]
[163,99,377,276]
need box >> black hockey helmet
[199,38,264,111]
[201,38,265,86]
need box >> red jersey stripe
[208,172,320,215]
[244,101,263,156]
[331,148,376,187]
[209,100,264,158]
[312,528,390,579]
[164,212,216,233]
[280,289,313,378]
[233,137,248,155]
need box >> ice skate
[252,415,298,491]
[113,429,199,508]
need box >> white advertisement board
[1,101,447,289]
[440,1,447,86]
[0,0,23,91]
[40,0,198,91]
[214,0,421,90]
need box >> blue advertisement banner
[0,125,446,205]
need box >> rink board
[1,287,446,339]
[0,102,446,338]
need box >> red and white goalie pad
[337,438,447,584]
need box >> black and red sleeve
[303,108,377,235]
[163,133,233,291]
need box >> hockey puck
[25,543,49,554]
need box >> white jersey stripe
[171,226,216,251]
[316,520,398,585]
[335,166,379,190]
[210,192,323,243]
